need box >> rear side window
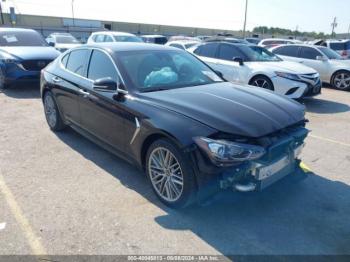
[104,35,114,42]
[66,49,90,77]
[218,44,245,61]
[299,47,321,60]
[273,46,299,57]
[194,43,218,58]
[88,50,118,81]
[95,34,105,43]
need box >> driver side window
[218,44,244,61]
[87,50,119,82]
[299,47,322,60]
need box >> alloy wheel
[334,72,350,90]
[44,94,57,128]
[251,78,272,90]
[148,147,184,202]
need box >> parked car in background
[206,36,250,44]
[167,36,201,42]
[0,28,60,89]
[87,31,143,44]
[316,39,350,59]
[46,33,81,52]
[141,35,168,45]
[246,38,261,45]
[196,35,212,41]
[189,42,321,99]
[259,38,297,48]
[41,43,309,208]
[165,40,201,50]
[271,44,350,90]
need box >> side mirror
[316,56,327,62]
[233,57,244,66]
[48,42,55,47]
[214,70,224,78]
[93,77,117,92]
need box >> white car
[87,31,143,44]
[317,39,350,59]
[271,44,350,90]
[189,42,321,99]
[46,33,81,52]
[166,40,201,50]
[259,38,299,48]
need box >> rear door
[52,49,90,126]
[298,46,329,79]
[213,43,249,83]
[78,49,126,151]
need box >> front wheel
[43,91,66,131]
[249,76,274,91]
[146,139,197,208]
[331,70,350,90]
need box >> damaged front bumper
[193,126,310,202]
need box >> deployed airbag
[144,67,178,87]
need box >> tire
[43,91,66,131]
[331,70,350,90]
[146,138,197,209]
[249,75,274,91]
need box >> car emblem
[37,61,46,68]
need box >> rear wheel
[43,91,66,131]
[249,75,274,91]
[331,70,350,90]
[146,139,196,208]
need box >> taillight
[341,50,348,57]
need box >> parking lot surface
[0,86,349,256]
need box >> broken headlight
[194,137,266,166]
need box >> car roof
[141,35,166,38]
[92,31,136,36]
[0,27,37,33]
[82,42,177,53]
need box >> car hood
[139,82,305,138]
[247,60,317,74]
[0,46,60,60]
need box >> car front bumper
[191,127,309,203]
[1,62,46,86]
[272,76,321,99]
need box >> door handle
[78,89,90,97]
[299,61,304,64]
[52,76,62,83]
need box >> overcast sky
[2,0,349,33]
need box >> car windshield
[55,35,80,44]
[240,45,282,62]
[114,35,143,42]
[318,47,342,60]
[116,50,223,92]
[0,31,48,46]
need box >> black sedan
[41,43,309,208]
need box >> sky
[2,0,349,33]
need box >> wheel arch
[248,74,275,90]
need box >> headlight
[194,137,266,166]
[275,71,300,81]
[0,52,19,64]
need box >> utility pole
[295,25,299,39]
[71,0,75,27]
[348,23,350,39]
[0,0,5,25]
[242,0,248,38]
[331,17,337,37]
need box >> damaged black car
[41,43,309,208]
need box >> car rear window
[330,42,350,50]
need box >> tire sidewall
[146,139,197,209]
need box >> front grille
[21,60,52,71]
[299,73,320,85]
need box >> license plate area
[256,155,291,181]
